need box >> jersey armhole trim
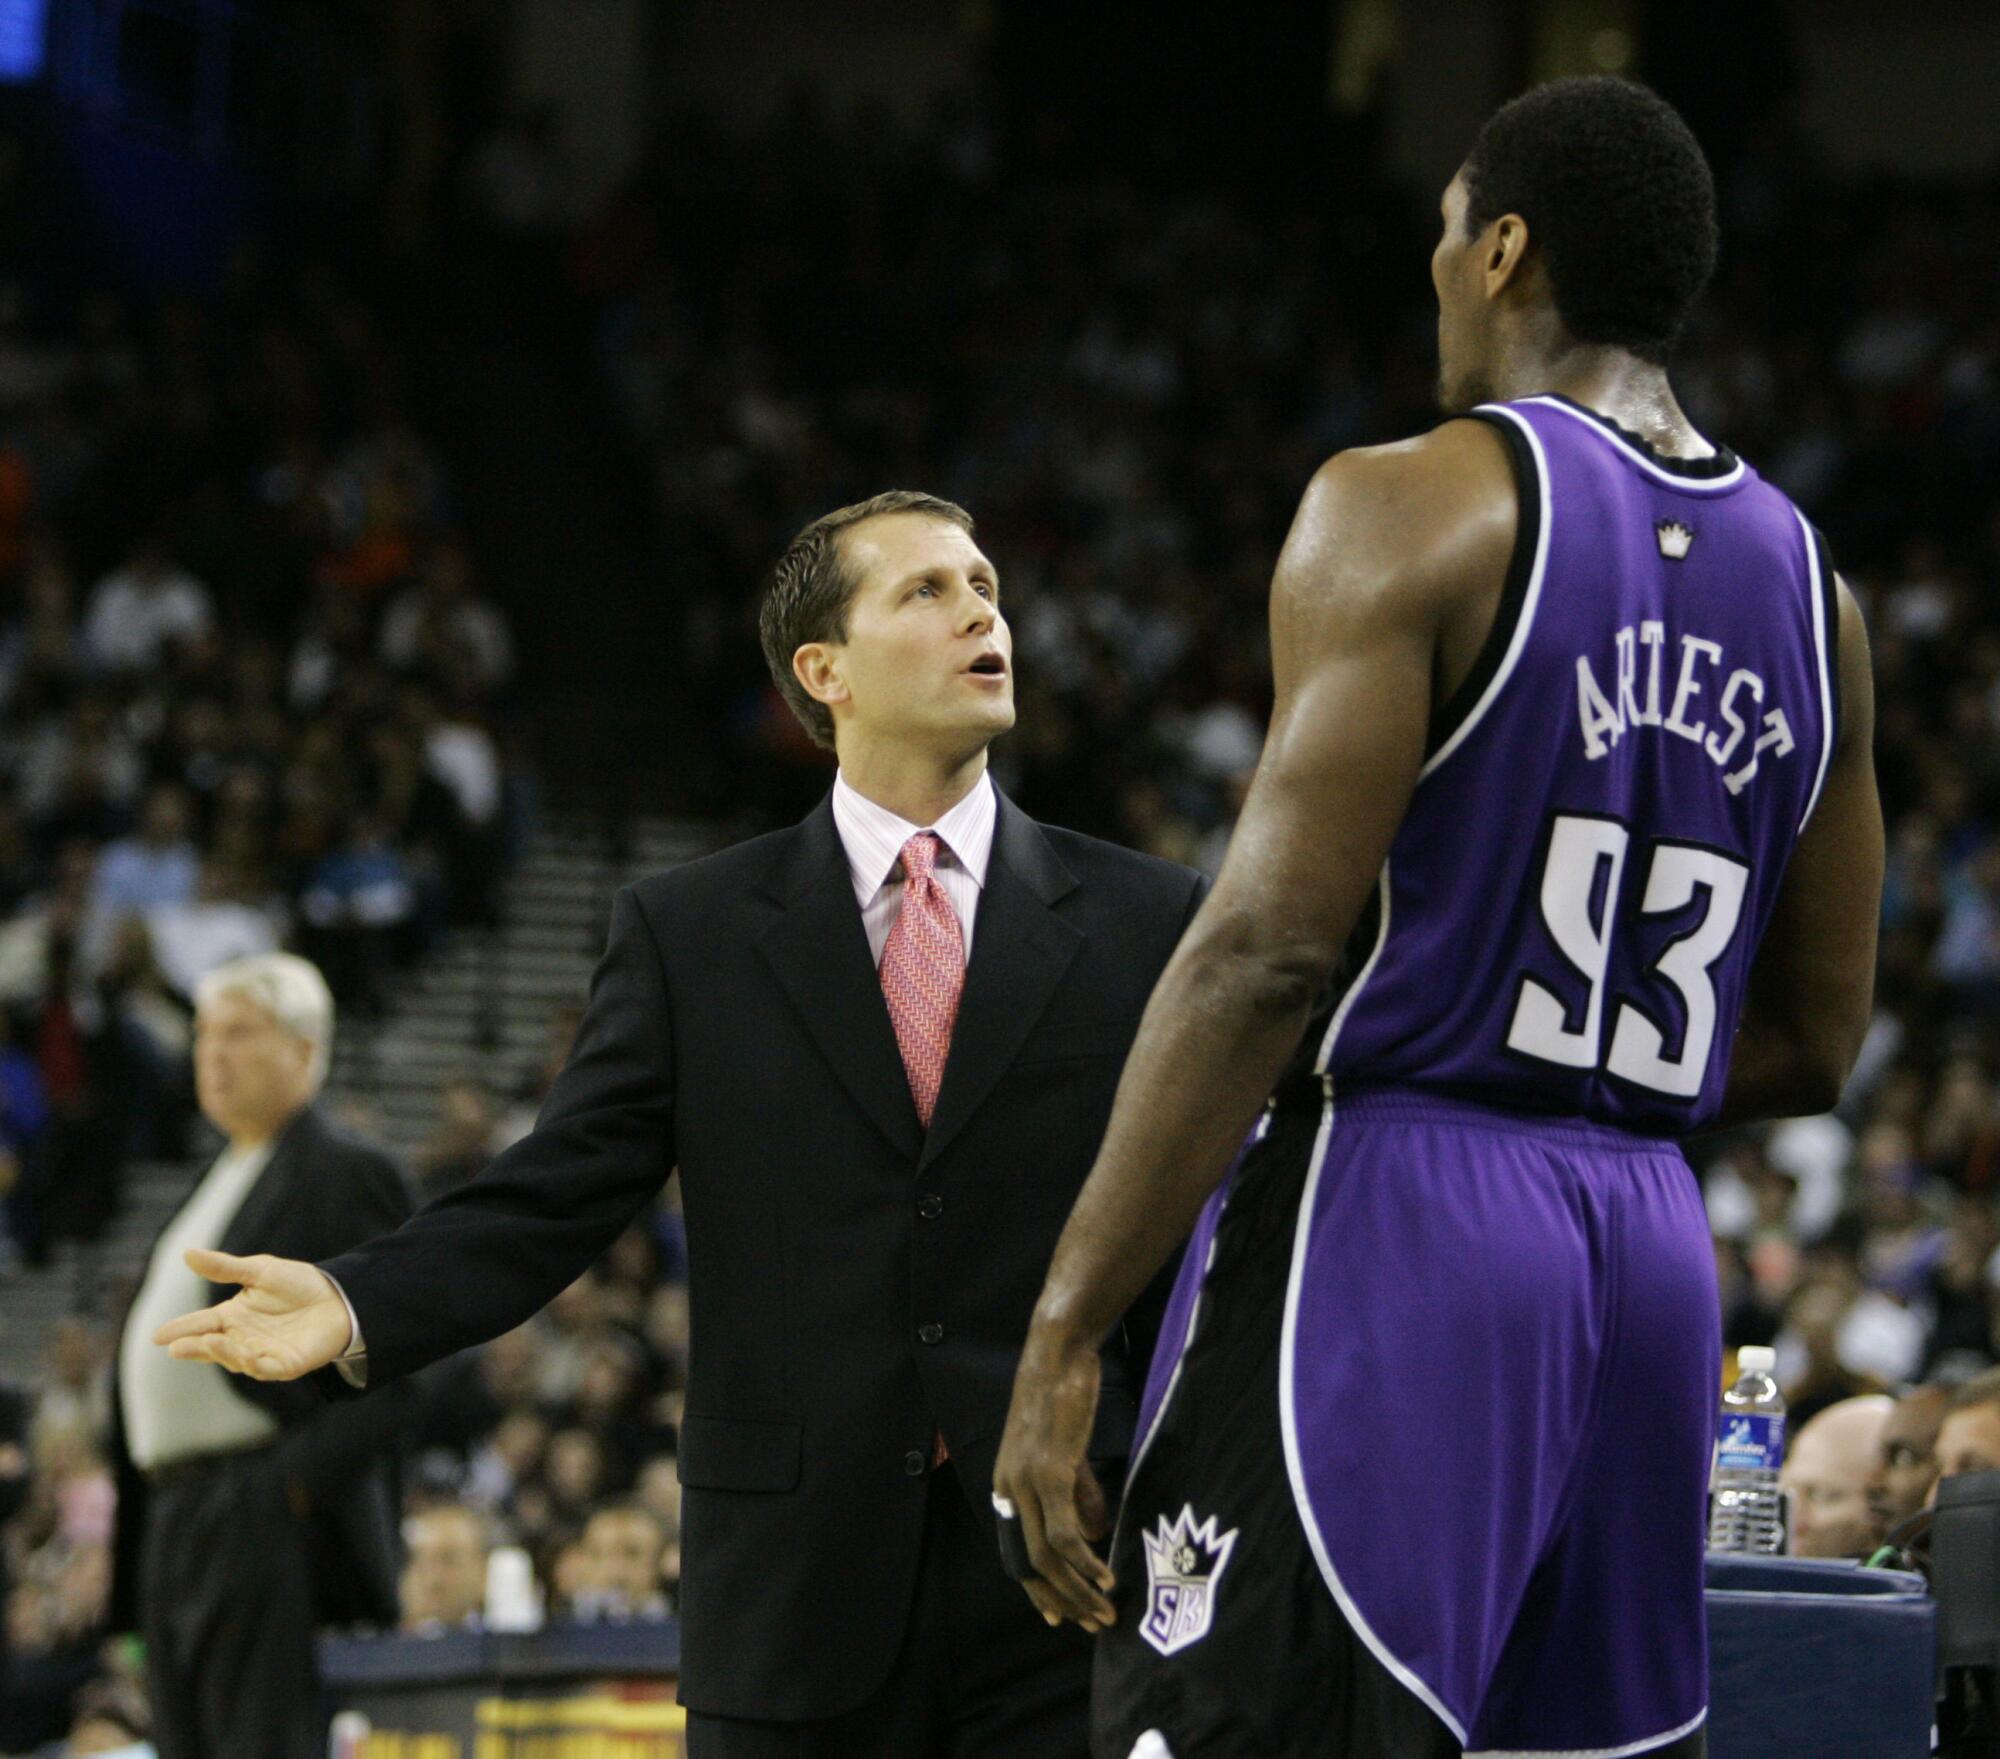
[1422,408,1549,778]
[1808,520,1841,760]
[1795,511,1839,831]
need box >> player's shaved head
[1459,77,1718,367]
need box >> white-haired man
[108,952,414,1759]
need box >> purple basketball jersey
[1318,394,1837,1135]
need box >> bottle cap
[1736,1345,1776,1374]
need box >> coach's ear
[792,641,850,712]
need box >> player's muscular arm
[1713,578,1881,1128]
[993,427,1515,1627]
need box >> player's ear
[793,642,850,711]
[1483,212,1531,296]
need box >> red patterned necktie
[879,832,966,1470]
[878,832,966,1129]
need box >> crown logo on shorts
[1139,1505,1240,1657]
[1656,519,1695,560]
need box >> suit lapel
[216,1104,317,1260]
[920,795,1081,1171]
[756,798,926,1162]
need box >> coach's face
[194,991,314,1143]
[803,512,1014,758]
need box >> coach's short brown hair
[759,490,975,749]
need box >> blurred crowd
[0,237,524,1275]
[5,66,2000,1759]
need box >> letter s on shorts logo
[1139,1505,1240,1656]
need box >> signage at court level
[330,1688,685,1758]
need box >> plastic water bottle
[1707,1344,1786,1554]
[484,1544,544,1631]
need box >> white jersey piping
[1464,1705,1708,1759]
[1793,506,1837,832]
[1422,404,1555,780]
[1518,395,1746,492]
[1313,861,1392,1074]
[1278,1090,1469,1745]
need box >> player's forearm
[1711,1011,1852,1129]
[1029,922,1322,1349]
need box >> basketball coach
[111,953,414,1759]
[156,491,1207,1757]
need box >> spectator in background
[19,693,141,848]
[495,1002,581,1147]
[142,862,282,1001]
[0,795,42,917]
[569,1504,670,1622]
[80,537,211,676]
[632,1455,682,1601]
[414,1077,499,1192]
[0,1001,50,1257]
[1,1426,114,1752]
[569,1333,671,1484]
[1868,1383,1951,1539]
[380,540,514,699]
[1918,1193,2000,1374]
[399,1503,491,1634]
[89,786,198,925]
[31,1319,109,1452]
[408,685,504,926]
[1933,1369,2000,1494]
[1780,1394,1893,1558]
[94,917,192,1080]
[0,1375,30,1713]
[463,1407,548,1518]
[0,839,92,1007]
[296,812,417,1014]
[50,1674,157,1756]
[538,1427,607,1533]
[1777,1276,1886,1426]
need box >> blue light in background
[0,0,44,83]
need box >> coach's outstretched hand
[993,1322,1117,1633]
[153,1249,352,1381]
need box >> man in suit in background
[156,489,1206,1758]
[111,952,413,1759]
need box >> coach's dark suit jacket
[321,789,1205,1720]
[110,1105,416,1632]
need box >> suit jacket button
[918,1322,945,1345]
[918,1193,943,1220]
[903,1449,928,1477]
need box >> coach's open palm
[153,1248,352,1381]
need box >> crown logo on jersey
[1139,1505,1240,1656]
[1656,519,1695,560]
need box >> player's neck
[1494,344,1710,459]
[835,738,990,829]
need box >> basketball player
[993,77,1882,1758]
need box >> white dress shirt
[119,1142,281,1469]
[830,769,996,964]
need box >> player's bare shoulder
[1272,420,1519,656]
